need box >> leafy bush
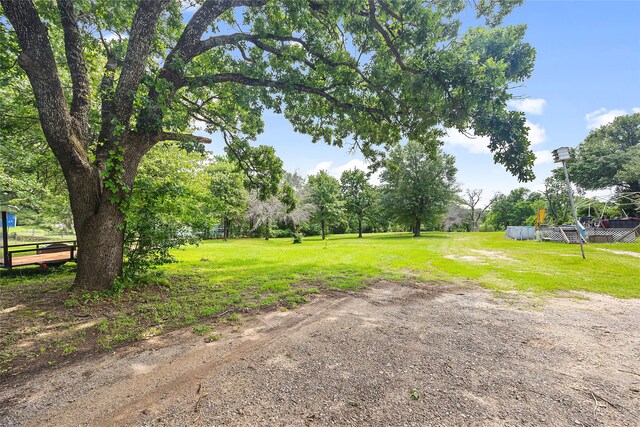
[122,143,207,281]
[269,228,292,238]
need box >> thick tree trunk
[265,219,270,240]
[414,218,421,237]
[74,202,125,291]
[321,220,326,240]
[66,140,148,291]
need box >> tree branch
[183,73,385,118]
[181,101,264,189]
[113,0,169,126]
[1,0,89,171]
[236,43,254,63]
[258,34,414,114]
[195,32,257,57]
[221,131,261,188]
[199,31,413,120]
[136,0,267,134]
[57,0,91,142]
[378,0,404,22]
[367,0,420,75]
[97,49,118,148]
[91,4,111,57]
[156,132,212,145]
[168,0,268,67]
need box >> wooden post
[558,227,571,244]
[2,211,9,267]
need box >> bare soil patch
[1,281,639,426]
[596,248,640,258]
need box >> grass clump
[192,325,211,336]
[204,333,221,343]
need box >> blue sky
[204,0,640,201]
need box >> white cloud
[441,129,490,154]
[533,150,553,166]
[633,107,640,114]
[307,159,381,185]
[307,161,334,176]
[103,32,127,42]
[584,188,617,201]
[526,120,546,146]
[442,122,546,154]
[531,181,548,194]
[190,119,208,131]
[585,108,628,130]
[507,98,547,115]
[368,170,382,186]
[332,159,369,176]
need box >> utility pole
[553,147,585,259]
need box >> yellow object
[535,209,546,229]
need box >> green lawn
[164,232,640,299]
[4,226,76,244]
[1,231,639,376]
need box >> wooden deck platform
[1,239,77,269]
[0,251,75,268]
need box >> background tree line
[5,112,636,270]
[4,114,636,261]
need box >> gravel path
[1,281,639,426]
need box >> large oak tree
[381,141,458,236]
[567,113,640,215]
[1,0,536,290]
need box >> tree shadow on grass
[0,264,75,285]
[364,232,450,240]
[319,232,451,242]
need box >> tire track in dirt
[2,282,639,427]
[9,294,357,427]
[103,296,357,427]
[101,283,437,426]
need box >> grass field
[165,231,640,298]
[1,231,639,376]
[3,226,76,244]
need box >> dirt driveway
[1,281,639,426]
